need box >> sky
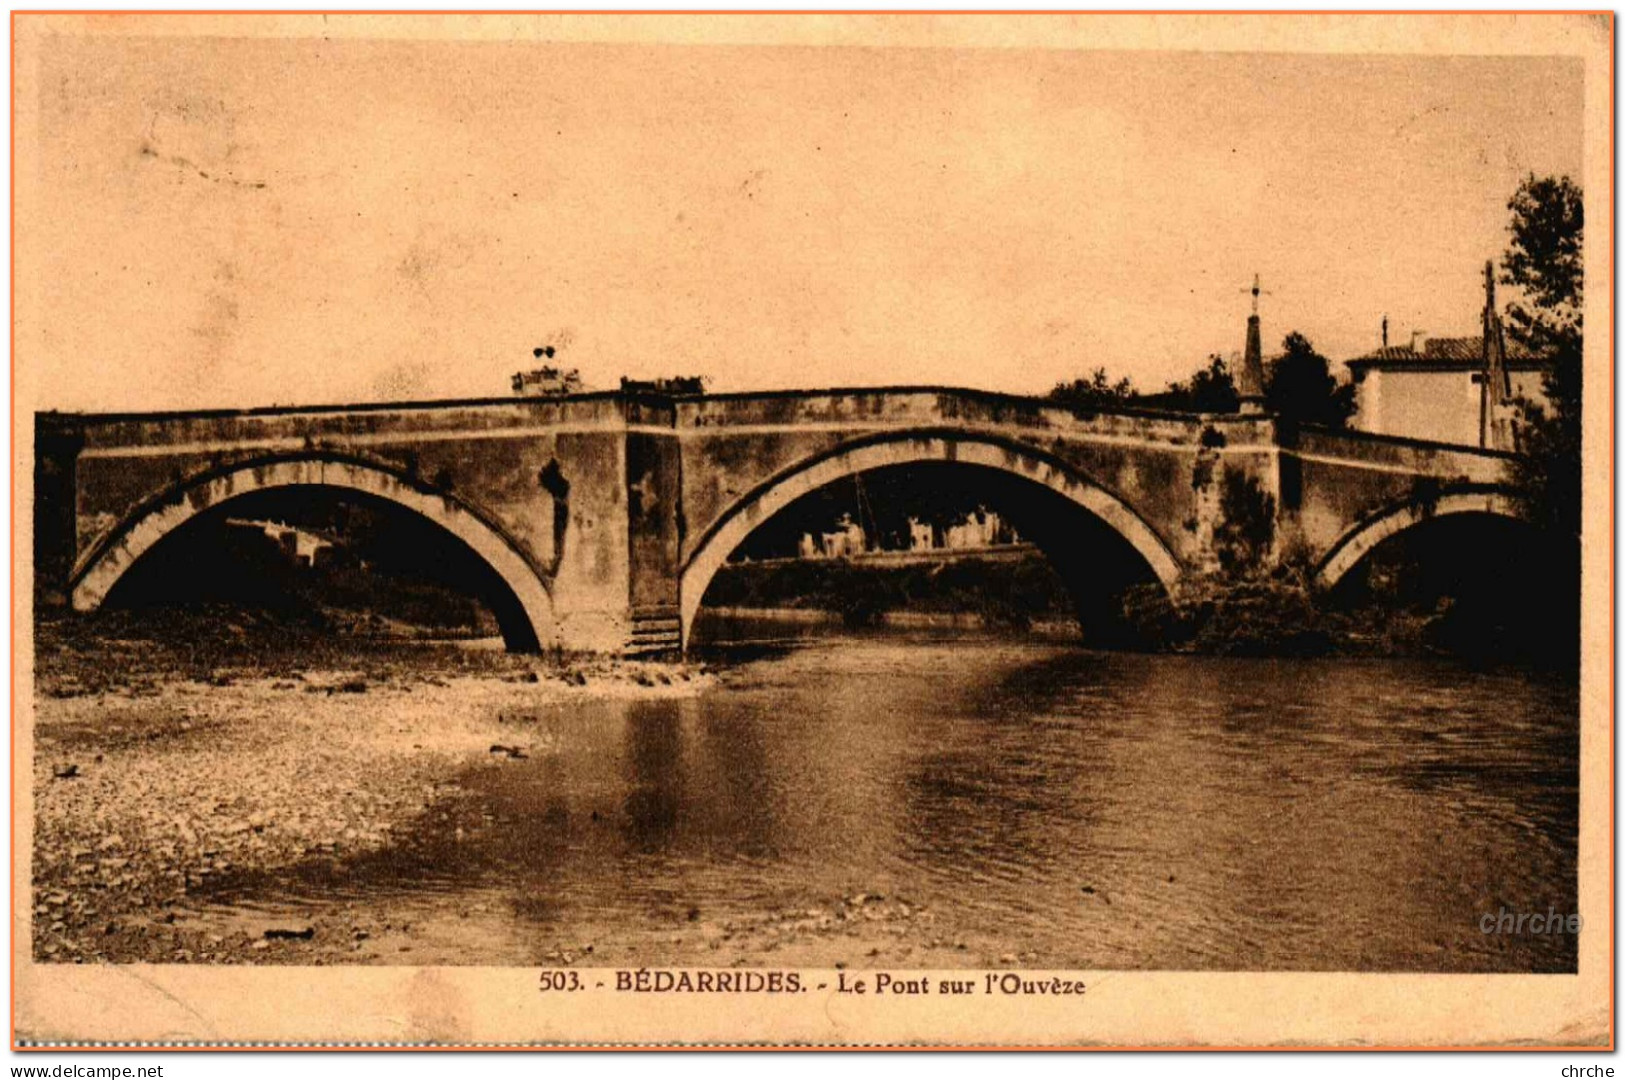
[21,31,1586,412]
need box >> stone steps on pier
[625,610,682,657]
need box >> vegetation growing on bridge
[1120,502,1575,666]
[1041,175,1582,668]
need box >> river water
[197,624,1579,972]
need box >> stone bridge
[34,388,1523,654]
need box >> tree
[1503,174,1583,545]
[1163,354,1239,413]
[1047,367,1136,410]
[1265,332,1355,427]
[1503,176,1583,349]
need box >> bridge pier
[32,424,84,610]
[623,403,686,655]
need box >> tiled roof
[1356,345,1425,363]
[1347,335,1537,366]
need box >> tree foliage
[1503,176,1583,348]
[1049,333,1355,424]
[1047,367,1136,410]
[1503,174,1583,544]
[1162,354,1240,413]
[1264,332,1356,427]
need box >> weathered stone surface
[36,389,1518,654]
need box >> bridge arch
[70,453,557,651]
[678,432,1182,647]
[1313,487,1529,592]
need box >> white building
[942,510,1014,551]
[819,514,867,558]
[1345,335,1548,448]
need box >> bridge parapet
[43,393,635,456]
[674,387,1275,448]
[1290,425,1515,482]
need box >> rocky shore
[30,609,712,964]
[30,610,1070,969]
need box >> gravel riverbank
[30,612,1040,969]
[29,611,713,964]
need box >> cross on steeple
[1244,273,1273,317]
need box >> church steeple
[1238,273,1267,414]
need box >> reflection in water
[623,700,684,852]
[193,624,1578,972]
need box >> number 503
[539,970,584,992]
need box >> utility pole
[1480,260,1511,450]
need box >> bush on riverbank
[705,554,1075,630]
[706,554,1486,659]
[100,522,501,638]
[1118,566,1557,662]
[1120,570,1334,656]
